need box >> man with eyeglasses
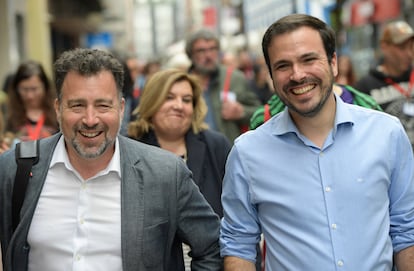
[185,29,261,144]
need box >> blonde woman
[128,69,231,217]
[128,69,231,269]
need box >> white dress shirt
[27,136,122,271]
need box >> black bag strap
[12,140,39,231]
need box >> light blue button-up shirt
[220,95,414,270]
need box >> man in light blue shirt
[220,14,414,271]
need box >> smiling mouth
[170,114,184,118]
[79,131,101,138]
[291,84,316,95]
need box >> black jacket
[137,129,231,217]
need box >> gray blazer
[0,133,222,271]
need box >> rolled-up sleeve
[220,146,261,262]
[389,123,414,252]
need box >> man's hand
[395,246,414,271]
[0,138,11,154]
[224,256,256,271]
[221,100,245,121]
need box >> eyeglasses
[193,46,219,55]
[17,86,44,94]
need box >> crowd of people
[1,14,414,271]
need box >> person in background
[335,54,356,86]
[0,81,14,153]
[185,29,261,143]
[354,20,414,147]
[0,103,4,144]
[5,60,58,142]
[126,55,145,85]
[141,58,162,83]
[119,60,135,136]
[129,58,162,119]
[221,51,238,68]
[221,14,414,270]
[128,69,231,270]
[0,48,222,271]
[0,107,10,153]
[126,55,145,107]
[237,48,255,81]
[128,69,230,217]
[0,73,13,118]
[0,108,15,154]
[111,51,135,136]
[248,60,274,105]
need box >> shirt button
[331,223,337,229]
[76,254,81,261]
[337,260,344,266]
[325,186,331,192]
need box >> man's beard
[194,62,219,75]
[278,75,334,118]
[71,136,112,159]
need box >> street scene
[1,0,414,270]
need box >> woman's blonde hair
[128,69,208,139]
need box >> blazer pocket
[143,221,169,268]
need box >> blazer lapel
[118,136,145,270]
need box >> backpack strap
[12,140,39,231]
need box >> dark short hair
[262,14,336,74]
[12,60,51,93]
[54,48,124,100]
[185,29,220,59]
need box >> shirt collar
[271,92,354,137]
[50,136,122,179]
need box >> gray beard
[194,63,219,76]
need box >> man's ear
[331,52,338,77]
[54,98,61,124]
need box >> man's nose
[289,64,306,82]
[82,107,99,126]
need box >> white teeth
[292,85,314,95]
[80,131,99,138]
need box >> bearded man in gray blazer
[0,48,222,271]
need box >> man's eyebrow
[66,98,114,104]
[95,98,113,104]
[299,52,322,60]
[272,52,321,67]
[67,99,85,105]
[272,58,291,69]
